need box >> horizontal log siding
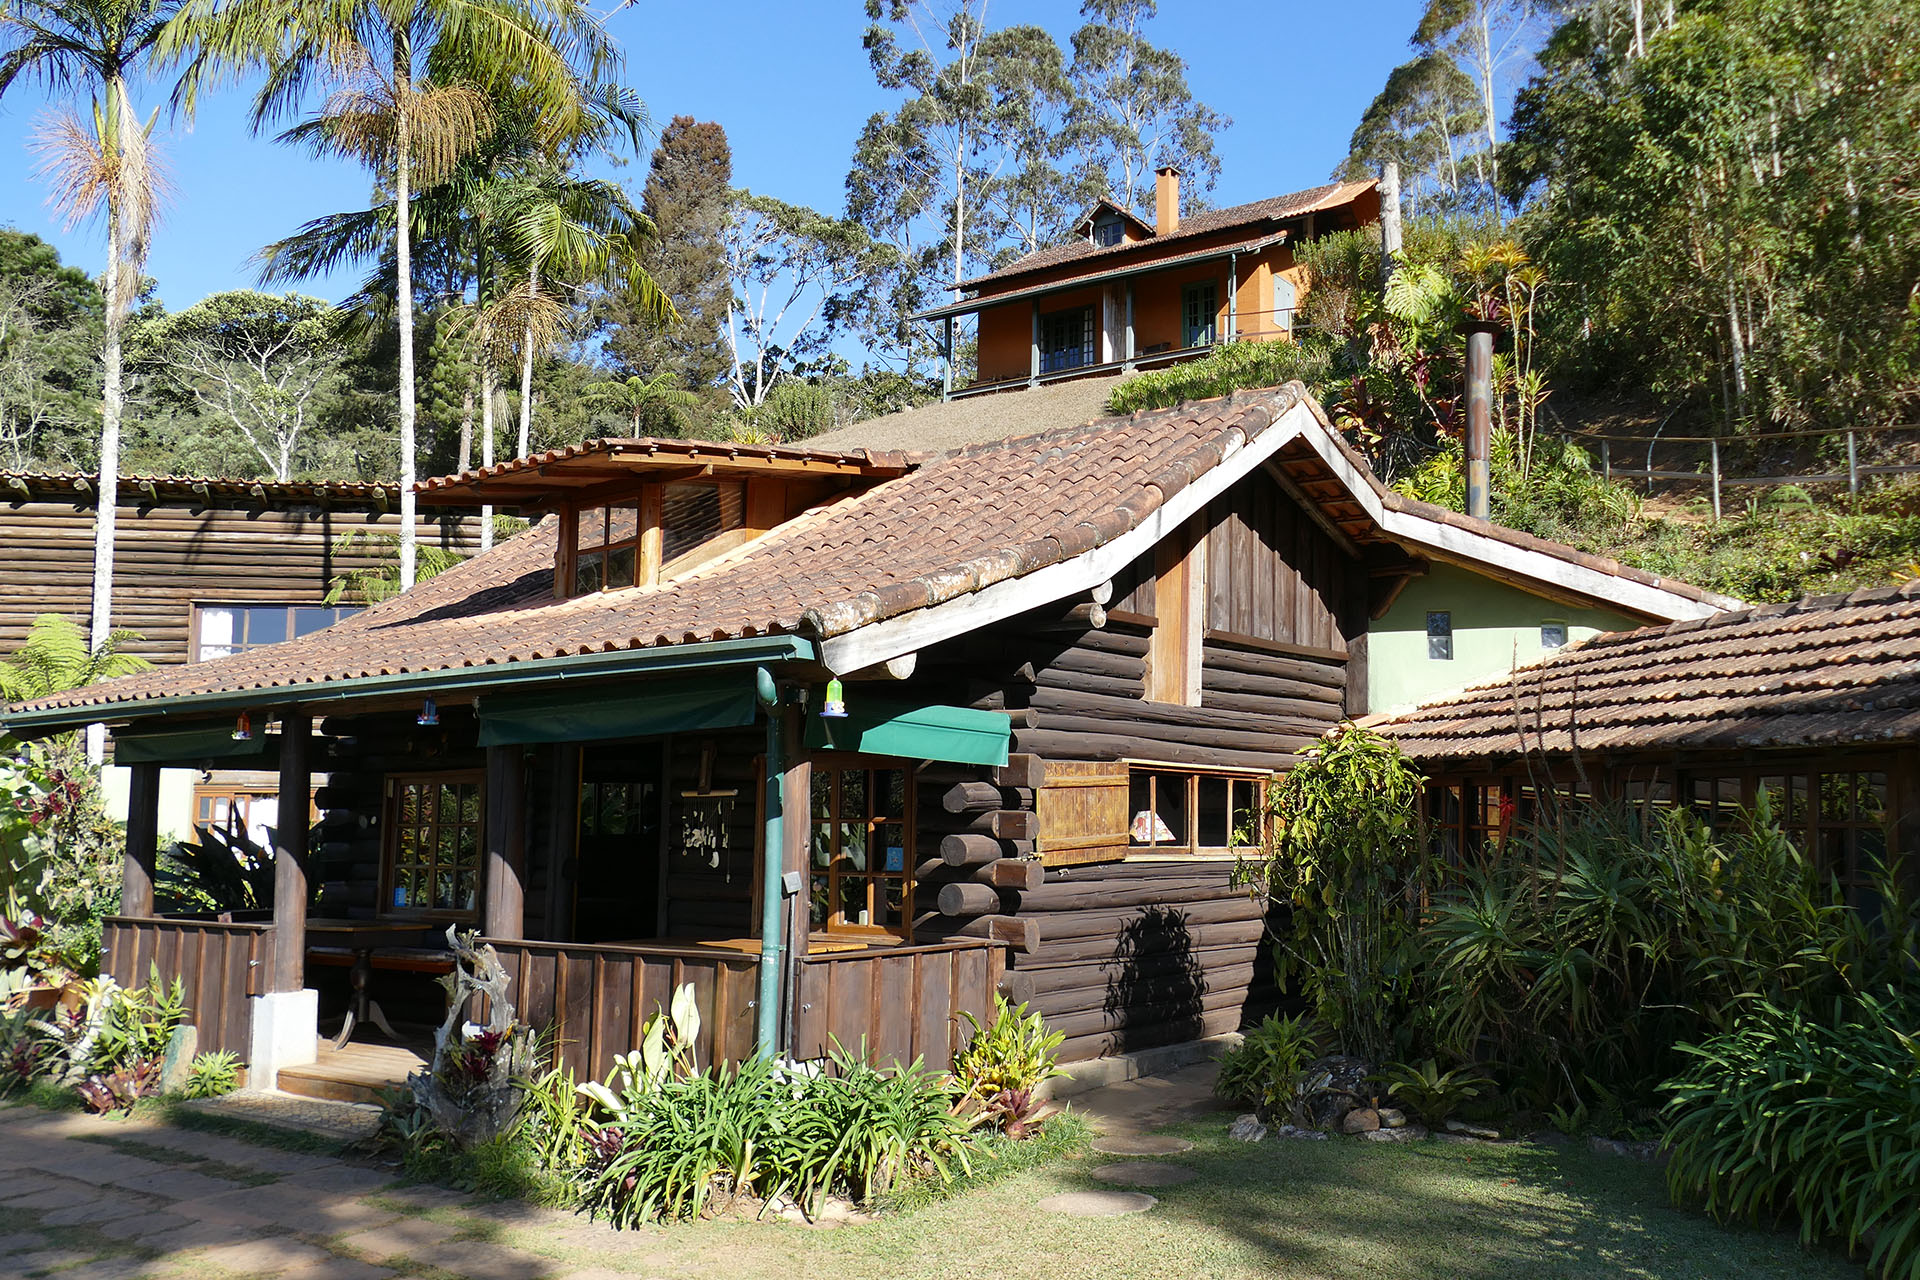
[791,939,1006,1071]
[484,937,759,1081]
[1001,861,1279,1062]
[102,916,272,1065]
[1,499,479,663]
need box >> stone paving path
[0,1061,1224,1276]
[0,1101,669,1280]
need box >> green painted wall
[1369,563,1644,712]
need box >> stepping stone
[1035,1190,1157,1217]
[1091,1161,1197,1188]
[1091,1134,1194,1157]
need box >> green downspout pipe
[754,667,784,1057]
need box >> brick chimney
[1154,165,1181,235]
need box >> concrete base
[249,989,319,1085]
[1039,1031,1242,1101]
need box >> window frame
[564,478,748,598]
[1038,305,1096,374]
[379,770,487,924]
[1182,280,1219,349]
[1126,765,1270,857]
[1427,610,1454,660]
[191,603,360,663]
[1091,215,1125,247]
[808,756,916,941]
[1272,272,1297,336]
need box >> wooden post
[553,505,578,599]
[779,703,810,1047]
[121,761,161,919]
[1710,437,1723,521]
[1847,430,1859,496]
[484,745,527,939]
[270,712,312,993]
[1226,253,1238,343]
[638,484,663,587]
[941,315,954,400]
[1029,300,1041,385]
[1377,162,1403,278]
[1601,439,1611,481]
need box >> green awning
[114,723,271,765]
[477,676,758,746]
[805,701,1011,767]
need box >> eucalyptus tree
[1,0,180,754]
[161,0,622,588]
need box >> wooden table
[305,921,438,1049]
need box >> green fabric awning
[114,723,271,765]
[805,701,1011,767]
[477,676,758,746]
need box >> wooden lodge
[1,470,479,840]
[915,168,1380,397]
[2,385,1731,1095]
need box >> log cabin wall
[882,472,1363,1058]
[0,493,477,663]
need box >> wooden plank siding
[1,497,479,663]
[790,939,1005,1070]
[101,916,273,1066]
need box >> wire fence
[1559,421,1920,519]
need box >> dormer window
[1091,214,1125,247]
[566,479,747,597]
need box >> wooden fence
[101,916,273,1062]
[482,938,759,1082]
[790,939,1006,1071]
[482,936,1007,1083]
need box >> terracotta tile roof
[2,471,400,511]
[957,181,1375,290]
[1375,583,1920,762]
[10,387,1319,718]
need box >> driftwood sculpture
[405,927,535,1148]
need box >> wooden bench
[306,945,454,976]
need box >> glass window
[573,502,641,595]
[1129,768,1267,854]
[1541,621,1568,649]
[383,772,485,920]
[1092,215,1125,247]
[194,604,359,661]
[661,480,745,564]
[1427,610,1454,660]
[1038,306,1095,374]
[809,762,914,939]
[1182,281,1218,348]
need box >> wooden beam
[484,745,528,939]
[553,505,578,598]
[121,762,161,918]
[638,484,664,586]
[270,713,313,993]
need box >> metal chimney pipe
[1463,320,1498,521]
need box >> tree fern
[0,614,149,701]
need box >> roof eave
[0,634,818,739]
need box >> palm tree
[580,372,698,435]
[161,0,619,589]
[2,0,180,760]
[498,160,666,455]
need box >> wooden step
[277,1039,425,1107]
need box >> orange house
[917,167,1380,396]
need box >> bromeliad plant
[951,997,1065,1138]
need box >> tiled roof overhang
[3,471,402,512]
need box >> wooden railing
[483,936,1008,1083]
[791,939,1005,1072]
[101,916,274,1061]
[482,938,759,1082]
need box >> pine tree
[603,115,732,424]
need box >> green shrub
[755,380,836,441]
[1414,797,1915,1119]
[1215,1012,1321,1109]
[1663,991,1920,1280]
[1106,340,1335,416]
[773,1051,970,1215]
[183,1050,240,1099]
[1237,725,1428,1064]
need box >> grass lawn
[496,1119,1858,1280]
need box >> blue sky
[0,1,1427,312]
